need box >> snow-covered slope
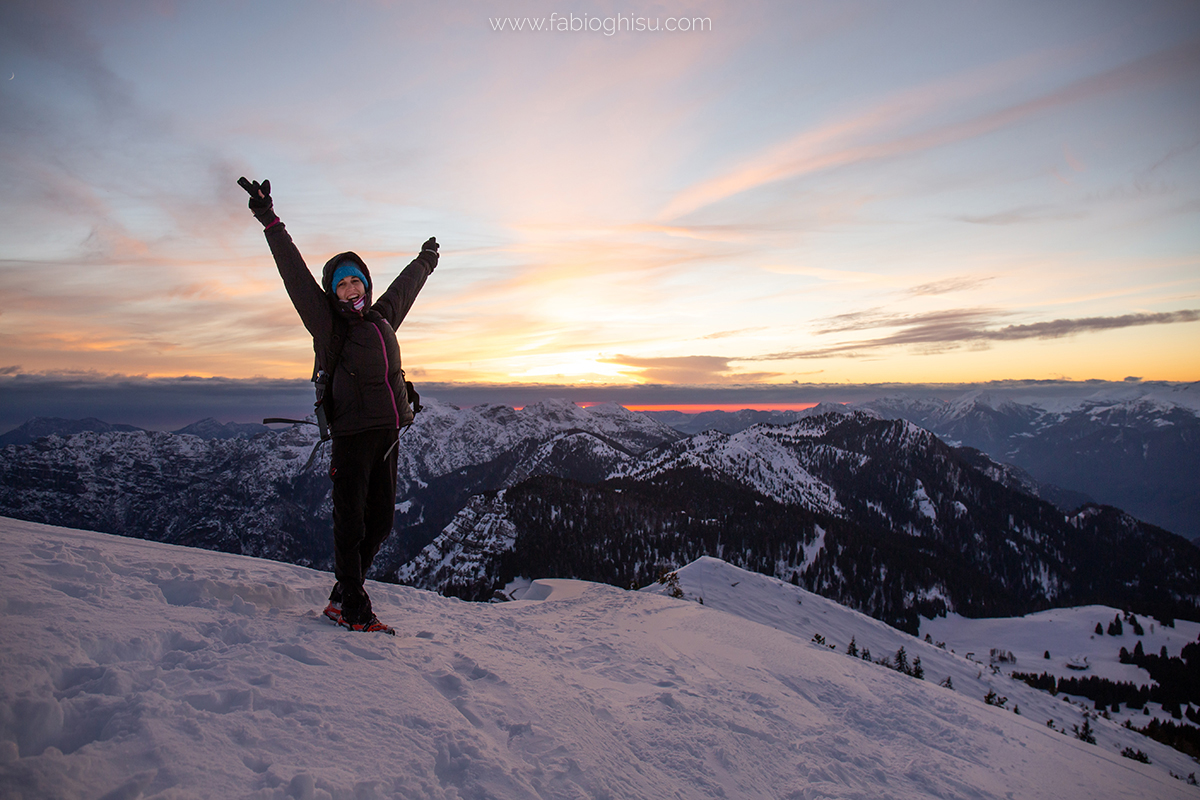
[655,557,1200,782]
[1,517,1193,799]
[923,606,1200,693]
[396,492,517,598]
[611,424,843,514]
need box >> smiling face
[336,276,365,304]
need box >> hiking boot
[323,582,344,624]
[339,613,396,635]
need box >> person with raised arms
[239,177,438,634]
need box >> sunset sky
[1,0,1198,412]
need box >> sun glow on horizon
[611,403,827,413]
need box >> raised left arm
[374,238,438,329]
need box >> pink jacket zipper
[372,322,401,429]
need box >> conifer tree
[895,647,910,675]
[846,637,859,657]
[1120,747,1150,763]
[912,656,924,680]
[657,570,684,598]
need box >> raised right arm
[264,223,332,340]
[239,178,332,341]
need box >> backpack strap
[313,316,350,441]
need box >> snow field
[659,556,1200,786]
[0,518,1191,799]
[922,607,1200,729]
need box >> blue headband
[330,263,368,294]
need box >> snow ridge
[1,518,1193,799]
[612,423,842,515]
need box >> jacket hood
[322,251,373,299]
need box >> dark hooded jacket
[264,222,435,436]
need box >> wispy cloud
[953,206,1086,226]
[987,310,1200,340]
[701,327,768,340]
[597,354,781,384]
[659,35,1200,221]
[757,309,1200,360]
[906,276,994,297]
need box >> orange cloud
[659,36,1200,221]
[597,354,782,384]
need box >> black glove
[237,177,272,209]
[237,177,278,227]
[420,237,439,269]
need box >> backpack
[312,317,348,442]
[313,316,421,441]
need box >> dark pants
[330,427,399,622]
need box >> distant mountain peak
[0,416,144,447]
[172,418,268,440]
[946,389,1021,414]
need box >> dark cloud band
[759,309,1200,360]
[3,372,1192,434]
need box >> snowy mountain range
[2,517,1196,799]
[2,395,1197,636]
[0,416,268,446]
[0,400,682,576]
[400,410,1200,631]
[647,383,1200,541]
[0,417,145,446]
